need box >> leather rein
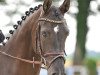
[0,18,66,69]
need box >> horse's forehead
[41,23,65,32]
[50,6,59,12]
[45,6,62,18]
[50,6,60,14]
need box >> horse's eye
[42,31,48,38]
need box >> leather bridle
[37,18,66,69]
[0,18,66,69]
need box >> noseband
[37,18,66,69]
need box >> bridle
[0,18,66,69]
[37,18,66,69]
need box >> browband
[39,18,65,24]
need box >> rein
[0,50,65,69]
[0,50,41,64]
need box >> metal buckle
[33,57,35,68]
[41,56,47,69]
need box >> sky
[0,0,100,55]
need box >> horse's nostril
[52,73,57,75]
[64,73,66,75]
[52,73,66,75]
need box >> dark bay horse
[0,0,70,75]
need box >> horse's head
[32,0,70,75]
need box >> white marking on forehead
[54,25,59,33]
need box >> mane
[2,4,42,46]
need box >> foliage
[36,0,60,2]
[98,5,100,11]
[73,0,92,65]
[0,0,5,2]
[84,59,97,75]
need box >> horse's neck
[4,8,42,58]
[0,7,42,75]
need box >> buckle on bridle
[32,56,47,69]
[41,56,47,69]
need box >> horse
[0,0,70,75]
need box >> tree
[85,59,97,75]
[0,0,5,2]
[36,0,60,2]
[73,0,92,65]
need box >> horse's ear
[43,0,52,13]
[59,0,70,14]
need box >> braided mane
[2,4,42,46]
